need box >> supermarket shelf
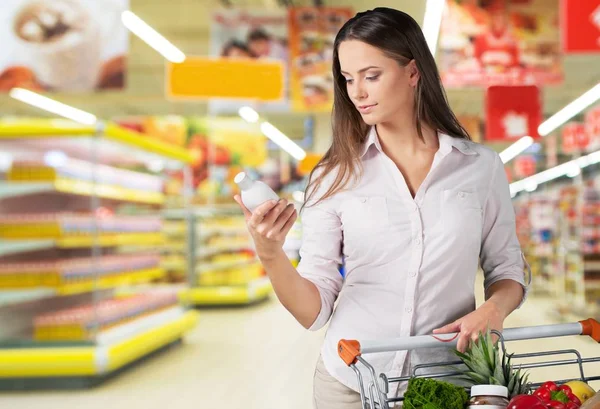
[0,235,162,253]
[163,243,253,256]
[104,123,193,165]
[199,244,253,258]
[0,307,198,378]
[199,226,248,239]
[0,119,193,164]
[163,205,241,219]
[163,225,247,239]
[57,234,163,249]
[179,276,272,306]
[0,268,164,303]
[49,268,165,296]
[0,233,163,249]
[0,180,165,204]
[162,257,186,271]
[583,280,600,290]
[0,239,54,257]
[0,289,56,307]
[197,258,257,272]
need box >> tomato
[541,381,559,392]
[566,403,580,409]
[534,387,552,401]
[546,401,567,409]
[507,394,546,409]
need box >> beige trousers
[313,355,364,409]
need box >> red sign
[585,105,600,151]
[485,85,542,142]
[561,0,600,53]
[562,122,588,153]
[514,155,537,178]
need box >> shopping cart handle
[338,318,600,366]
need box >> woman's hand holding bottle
[233,196,298,261]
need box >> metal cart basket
[338,318,600,408]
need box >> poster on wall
[561,0,600,54]
[438,0,563,88]
[288,7,353,113]
[0,0,129,92]
[208,9,290,113]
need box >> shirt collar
[438,132,478,157]
[360,126,383,157]
[360,126,478,158]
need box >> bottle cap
[234,172,253,190]
[470,385,508,398]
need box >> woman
[234,7,527,408]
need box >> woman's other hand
[432,301,505,353]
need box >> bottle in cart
[234,172,280,213]
[468,385,509,408]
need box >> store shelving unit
[0,119,198,388]
[164,206,273,307]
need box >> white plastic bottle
[234,172,279,212]
[234,172,280,213]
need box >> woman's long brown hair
[303,7,470,208]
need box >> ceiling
[0,0,598,152]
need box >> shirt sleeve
[480,153,528,307]
[296,195,344,332]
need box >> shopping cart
[338,318,600,408]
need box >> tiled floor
[1,290,599,409]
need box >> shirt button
[458,192,465,198]
[360,198,367,203]
[410,271,417,277]
[415,238,421,245]
[405,307,413,313]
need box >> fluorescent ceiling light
[538,83,600,136]
[260,122,306,161]
[121,11,185,63]
[238,106,259,123]
[423,0,446,55]
[499,136,533,163]
[510,146,600,195]
[10,88,97,125]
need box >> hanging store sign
[485,85,541,142]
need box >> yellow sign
[166,57,284,101]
